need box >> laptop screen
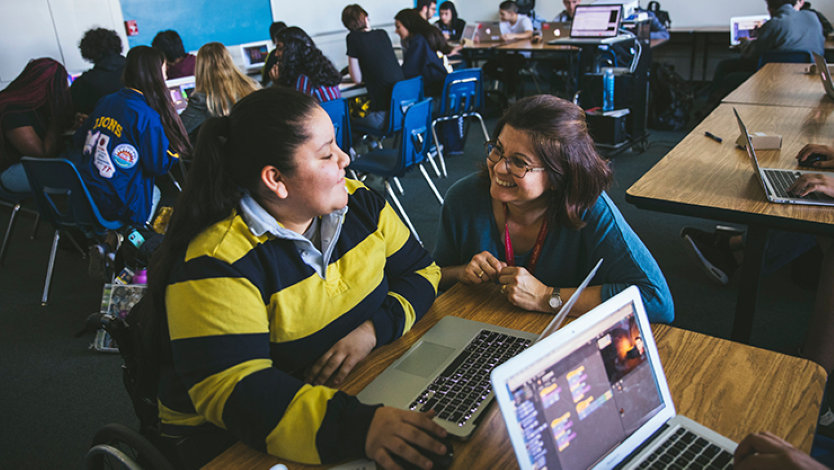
[571,4,623,38]
[166,76,196,114]
[243,44,269,66]
[730,15,769,46]
[501,298,664,469]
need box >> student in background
[342,4,404,131]
[436,1,466,41]
[0,58,74,193]
[262,21,288,86]
[147,87,445,468]
[796,0,833,37]
[483,1,533,100]
[72,46,190,226]
[151,30,196,79]
[273,27,342,103]
[180,42,260,138]
[498,0,533,41]
[416,0,436,21]
[394,8,453,97]
[72,28,126,115]
[553,0,580,22]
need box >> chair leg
[393,177,405,195]
[385,181,422,245]
[30,213,40,239]
[471,113,491,143]
[430,120,448,178]
[0,203,21,266]
[419,164,444,205]
[41,229,60,306]
[425,149,442,178]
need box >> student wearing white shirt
[484,1,534,99]
[498,0,533,41]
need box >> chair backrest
[757,49,814,69]
[320,98,352,154]
[387,76,424,134]
[438,68,484,116]
[20,157,123,236]
[394,98,433,176]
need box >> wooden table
[723,63,834,109]
[627,102,834,342]
[205,282,826,469]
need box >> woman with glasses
[434,95,673,323]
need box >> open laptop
[491,286,737,470]
[358,259,603,439]
[730,15,769,46]
[461,21,503,44]
[239,40,271,71]
[734,107,834,206]
[537,22,572,43]
[165,76,196,114]
[549,4,631,45]
[812,52,834,99]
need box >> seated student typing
[434,95,674,323]
[482,1,533,99]
[148,88,446,468]
[273,27,342,103]
[436,1,466,41]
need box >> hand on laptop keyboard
[366,408,450,470]
[734,431,828,470]
[788,173,834,199]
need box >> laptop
[239,40,271,71]
[165,76,196,114]
[734,107,834,206]
[730,15,769,46]
[461,21,503,44]
[549,4,631,45]
[358,259,603,439]
[537,22,571,43]
[491,286,737,470]
[812,52,834,99]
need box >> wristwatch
[548,288,563,312]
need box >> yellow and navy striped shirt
[158,179,440,464]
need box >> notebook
[549,4,632,45]
[239,40,271,70]
[537,22,571,43]
[165,76,196,114]
[491,286,737,470]
[730,15,769,46]
[357,259,603,439]
[812,52,834,99]
[734,107,834,206]
[461,21,503,44]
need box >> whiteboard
[270,0,412,36]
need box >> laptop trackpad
[395,341,455,377]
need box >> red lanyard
[503,203,548,274]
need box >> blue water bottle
[603,68,615,112]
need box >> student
[416,0,436,21]
[262,21,288,86]
[394,8,453,97]
[72,46,190,226]
[180,42,260,137]
[0,58,73,193]
[151,30,196,79]
[483,1,534,99]
[147,87,445,468]
[498,0,533,42]
[435,1,466,41]
[797,0,833,37]
[273,27,342,103]
[553,0,580,22]
[434,95,674,323]
[71,28,126,115]
[342,4,404,131]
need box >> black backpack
[648,62,693,131]
[647,1,671,28]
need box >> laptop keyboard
[408,330,532,426]
[764,169,826,201]
[639,427,734,470]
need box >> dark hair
[439,1,459,24]
[492,95,612,230]
[275,27,342,88]
[342,4,369,31]
[79,28,123,63]
[151,30,187,62]
[395,8,453,55]
[766,0,794,9]
[499,1,519,13]
[123,46,191,158]
[416,0,436,11]
[269,21,288,44]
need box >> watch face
[549,295,561,309]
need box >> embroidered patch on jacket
[112,143,139,169]
[93,134,114,178]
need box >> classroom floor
[0,120,817,468]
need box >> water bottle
[603,68,615,112]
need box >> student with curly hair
[72,28,126,115]
[272,27,341,103]
[151,30,196,79]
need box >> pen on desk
[704,131,722,143]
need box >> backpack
[647,1,671,29]
[648,62,693,131]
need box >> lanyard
[503,203,549,274]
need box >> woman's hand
[306,320,376,387]
[460,251,507,285]
[796,144,834,168]
[734,432,827,470]
[366,408,448,470]
[268,63,280,83]
[788,173,834,198]
[497,266,551,312]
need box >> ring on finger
[500,284,507,294]
[477,270,484,279]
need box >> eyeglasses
[485,141,546,179]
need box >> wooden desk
[723,63,834,109]
[627,102,834,341]
[205,282,825,469]
[496,39,576,52]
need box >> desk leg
[731,225,768,343]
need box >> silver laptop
[358,259,603,439]
[239,40,271,71]
[812,52,834,99]
[491,286,737,470]
[462,21,502,44]
[165,76,196,114]
[730,14,769,46]
[549,4,631,45]
[734,108,834,206]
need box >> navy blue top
[433,173,674,323]
[401,33,448,97]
